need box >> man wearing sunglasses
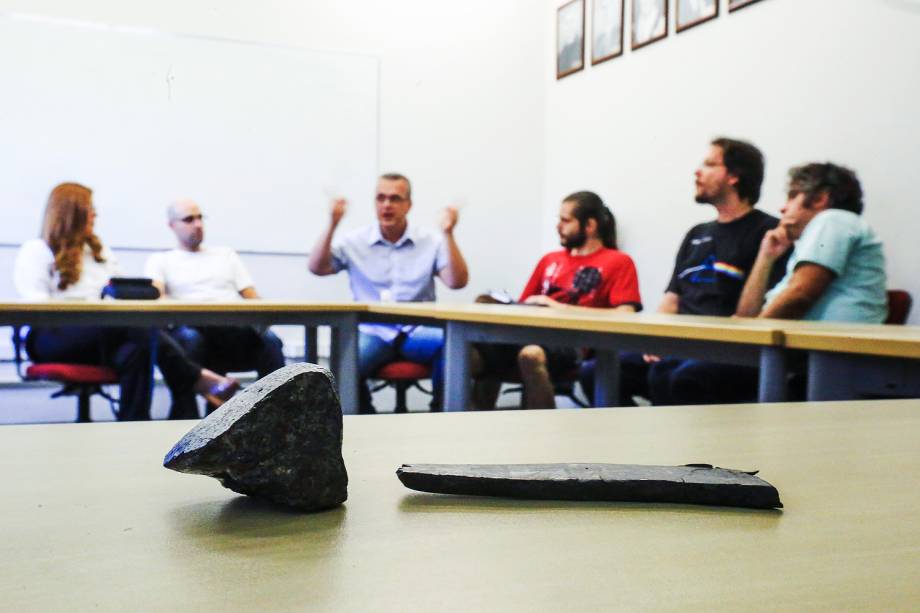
[309,173,469,413]
[145,198,286,415]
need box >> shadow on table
[398,492,783,520]
[167,495,347,543]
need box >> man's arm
[736,227,793,317]
[522,294,637,312]
[657,291,680,314]
[759,263,835,319]
[143,253,168,300]
[308,198,346,276]
[436,206,469,289]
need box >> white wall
[544,0,920,323]
[0,0,547,305]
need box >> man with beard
[643,137,787,405]
[471,191,641,410]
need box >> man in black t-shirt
[632,137,786,405]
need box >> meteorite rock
[164,363,347,511]
[397,463,782,509]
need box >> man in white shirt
[145,199,285,411]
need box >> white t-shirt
[144,246,253,301]
[13,238,120,301]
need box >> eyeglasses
[376,193,407,204]
[178,214,204,224]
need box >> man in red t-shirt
[472,191,642,409]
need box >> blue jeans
[648,358,758,406]
[359,325,444,399]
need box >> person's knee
[517,345,547,374]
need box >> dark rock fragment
[164,363,347,511]
[397,463,782,510]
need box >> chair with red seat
[12,326,119,423]
[885,289,913,325]
[369,360,433,414]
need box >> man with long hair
[473,191,641,410]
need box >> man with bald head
[145,199,285,414]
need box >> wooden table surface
[3,399,918,611]
[0,300,367,314]
[368,303,785,346]
[777,319,920,359]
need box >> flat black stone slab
[397,463,782,510]
[164,363,347,511]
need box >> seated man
[145,199,286,414]
[472,191,641,410]
[640,137,788,406]
[308,173,469,413]
[736,162,887,322]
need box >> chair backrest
[885,290,913,325]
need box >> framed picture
[632,0,667,51]
[557,0,585,80]
[676,0,719,33]
[592,0,624,65]
[729,0,764,12]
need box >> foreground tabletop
[3,400,919,611]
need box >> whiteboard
[0,15,378,253]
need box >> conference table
[3,301,919,413]
[779,320,920,401]
[0,301,364,412]
[3,399,918,611]
[365,303,790,409]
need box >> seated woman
[12,182,238,420]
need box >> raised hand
[330,198,348,226]
[440,206,459,235]
[760,226,792,262]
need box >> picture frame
[631,0,668,51]
[557,0,585,80]
[591,0,624,65]
[729,0,764,12]
[676,0,719,33]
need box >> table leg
[304,325,319,364]
[329,313,359,415]
[444,321,471,412]
[807,351,862,401]
[594,349,620,408]
[758,346,788,403]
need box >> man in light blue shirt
[309,172,469,412]
[736,162,887,322]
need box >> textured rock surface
[397,463,782,509]
[164,363,347,511]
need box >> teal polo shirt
[766,209,887,323]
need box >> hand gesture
[330,198,347,226]
[760,227,792,262]
[440,206,459,235]
[643,354,661,364]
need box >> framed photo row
[557,0,767,79]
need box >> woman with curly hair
[13,182,238,420]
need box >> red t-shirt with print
[519,248,642,309]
